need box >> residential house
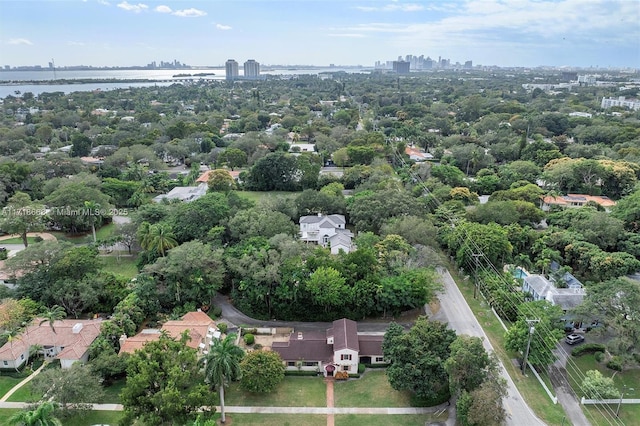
[271,319,385,376]
[196,169,242,185]
[522,274,585,312]
[299,214,354,254]
[540,194,616,212]
[152,184,207,203]
[0,319,102,370]
[119,311,219,355]
[405,146,434,162]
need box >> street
[435,268,547,426]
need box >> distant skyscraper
[225,59,239,80]
[392,60,410,74]
[243,59,260,79]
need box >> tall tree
[240,350,285,393]
[202,334,244,424]
[0,192,46,247]
[140,223,177,257]
[30,363,104,414]
[120,333,215,425]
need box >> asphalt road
[435,268,547,426]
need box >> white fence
[581,397,640,405]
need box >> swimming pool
[513,268,528,279]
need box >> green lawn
[446,263,568,426]
[7,382,42,402]
[0,236,38,245]
[334,370,413,407]
[0,408,20,424]
[0,375,23,399]
[225,376,326,407]
[566,353,640,426]
[336,414,447,426]
[214,413,325,426]
[101,379,126,404]
[235,191,298,203]
[62,410,124,426]
[95,222,116,241]
[100,254,139,280]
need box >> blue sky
[0,0,638,68]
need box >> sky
[0,0,638,69]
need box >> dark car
[565,333,585,345]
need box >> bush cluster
[571,343,606,356]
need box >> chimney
[119,334,127,347]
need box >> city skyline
[0,0,638,69]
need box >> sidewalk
[0,362,48,402]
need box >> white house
[271,319,385,376]
[152,184,207,203]
[522,274,585,312]
[0,319,102,370]
[299,214,354,253]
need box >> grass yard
[62,410,124,426]
[225,376,326,407]
[236,191,298,203]
[334,370,413,407]
[336,414,447,426]
[101,378,126,404]
[566,353,640,426]
[214,413,325,426]
[0,408,20,424]
[446,263,568,426]
[7,382,42,402]
[0,375,23,399]
[100,254,139,280]
[0,236,38,245]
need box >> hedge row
[571,343,606,357]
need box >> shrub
[211,306,222,318]
[606,358,623,372]
[594,351,605,363]
[253,343,263,350]
[335,371,349,380]
[0,250,7,261]
[571,343,606,357]
[34,236,43,243]
[217,323,228,334]
[358,363,366,374]
[284,370,319,377]
[244,333,255,345]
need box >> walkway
[325,377,334,426]
[0,362,48,402]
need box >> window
[287,362,296,367]
[304,362,316,367]
[20,354,24,360]
[375,357,384,363]
[343,365,349,371]
[3,361,7,366]
[340,354,352,361]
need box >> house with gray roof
[271,318,384,376]
[299,214,354,254]
[522,274,585,312]
[152,183,207,203]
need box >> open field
[214,413,325,426]
[236,190,298,203]
[100,254,139,279]
[336,414,447,426]
[334,370,413,408]
[0,237,38,245]
[0,376,23,399]
[225,376,326,407]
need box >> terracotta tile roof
[0,319,102,362]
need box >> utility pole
[472,253,482,299]
[616,392,624,417]
[522,319,540,375]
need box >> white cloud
[355,2,424,12]
[155,5,172,13]
[173,8,207,18]
[328,33,366,38]
[117,1,148,13]
[7,38,33,45]
[97,0,111,5]
[216,23,232,30]
[67,41,86,46]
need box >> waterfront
[0,67,371,98]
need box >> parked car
[565,333,585,345]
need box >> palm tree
[8,401,62,426]
[2,328,22,371]
[201,334,244,424]
[39,306,66,359]
[83,200,101,243]
[146,223,178,257]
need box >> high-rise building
[243,59,260,79]
[225,59,239,80]
[392,60,410,74]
